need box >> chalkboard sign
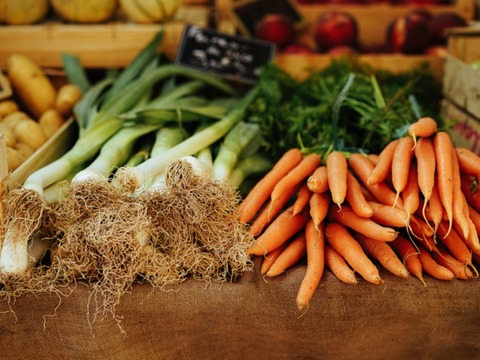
[232,0,305,36]
[175,25,276,84]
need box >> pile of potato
[0,54,82,172]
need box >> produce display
[1,0,479,332]
[0,54,81,171]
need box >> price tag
[231,0,305,36]
[175,25,276,84]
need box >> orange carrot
[296,219,325,311]
[260,242,288,275]
[346,171,373,218]
[248,206,309,256]
[348,153,403,208]
[325,222,383,285]
[328,204,398,242]
[414,136,436,222]
[355,233,409,278]
[468,204,480,234]
[402,162,420,224]
[426,182,444,234]
[432,246,476,280]
[270,153,322,207]
[309,191,330,231]
[367,153,380,165]
[367,200,409,228]
[437,220,473,266]
[266,232,307,277]
[417,246,455,281]
[306,165,329,193]
[433,131,454,237]
[390,235,425,285]
[367,139,399,186]
[248,182,301,236]
[292,183,312,215]
[326,151,348,208]
[238,148,303,223]
[455,147,480,177]
[451,146,471,240]
[391,136,415,207]
[408,214,435,240]
[324,243,358,285]
[408,117,438,147]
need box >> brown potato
[55,83,82,116]
[0,100,19,117]
[13,118,47,150]
[39,108,65,138]
[14,142,35,159]
[6,147,26,171]
[2,111,30,130]
[7,54,57,118]
[0,123,16,147]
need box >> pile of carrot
[237,117,480,311]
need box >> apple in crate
[430,12,467,45]
[282,42,316,54]
[313,11,358,52]
[387,11,432,54]
[255,13,296,49]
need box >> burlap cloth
[1,258,479,360]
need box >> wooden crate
[0,6,209,69]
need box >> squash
[119,0,182,24]
[0,0,49,25]
[49,0,117,23]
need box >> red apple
[327,45,357,56]
[282,42,315,54]
[387,12,432,54]
[425,45,448,57]
[313,11,358,52]
[255,13,296,49]
[429,12,467,45]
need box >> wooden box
[0,6,210,69]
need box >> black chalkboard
[174,25,276,84]
[232,0,305,36]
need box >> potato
[2,111,29,129]
[0,123,16,147]
[50,0,117,23]
[0,100,19,117]
[6,147,26,171]
[7,54,57,118]
[55,83,82,116]
[0,0,49,25]
[39,108,65,138]
[15,142,35,159]
[13,118,47,150]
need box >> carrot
[390,235,425,285]
[408,117,438,147]
[391,136,415,207]
[309,191,330,231]
[248,181,301,236]
[417,246,455,281]
[367,200,409,228]
[367,153,379,165]
[451,146,471,240]
[414,136,436,223]
[455,147,480,178]
[237,148,303,223]
[432,245,477,280]
[348,153,402,208]
[324,243,358,285]
[437,221,473,266]
[468,204,480,234]
[346,171,373,218]
[248,206,309,256]
[367,139,399,186]
[433,131,454,237]
[270,153,322,208]
[306,165,328,193]
[296,219,325,311]
[265,232,307,277]
[426,182,444,234]
[292,183,312,215]
[260,242,288,275]
[326,151,348,208]
[328,204,398,242]
[355,233,409,278]
[402,162,420,226]
[408,214,435,240]
[325,222,383,285]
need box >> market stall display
[1,0,480,358]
